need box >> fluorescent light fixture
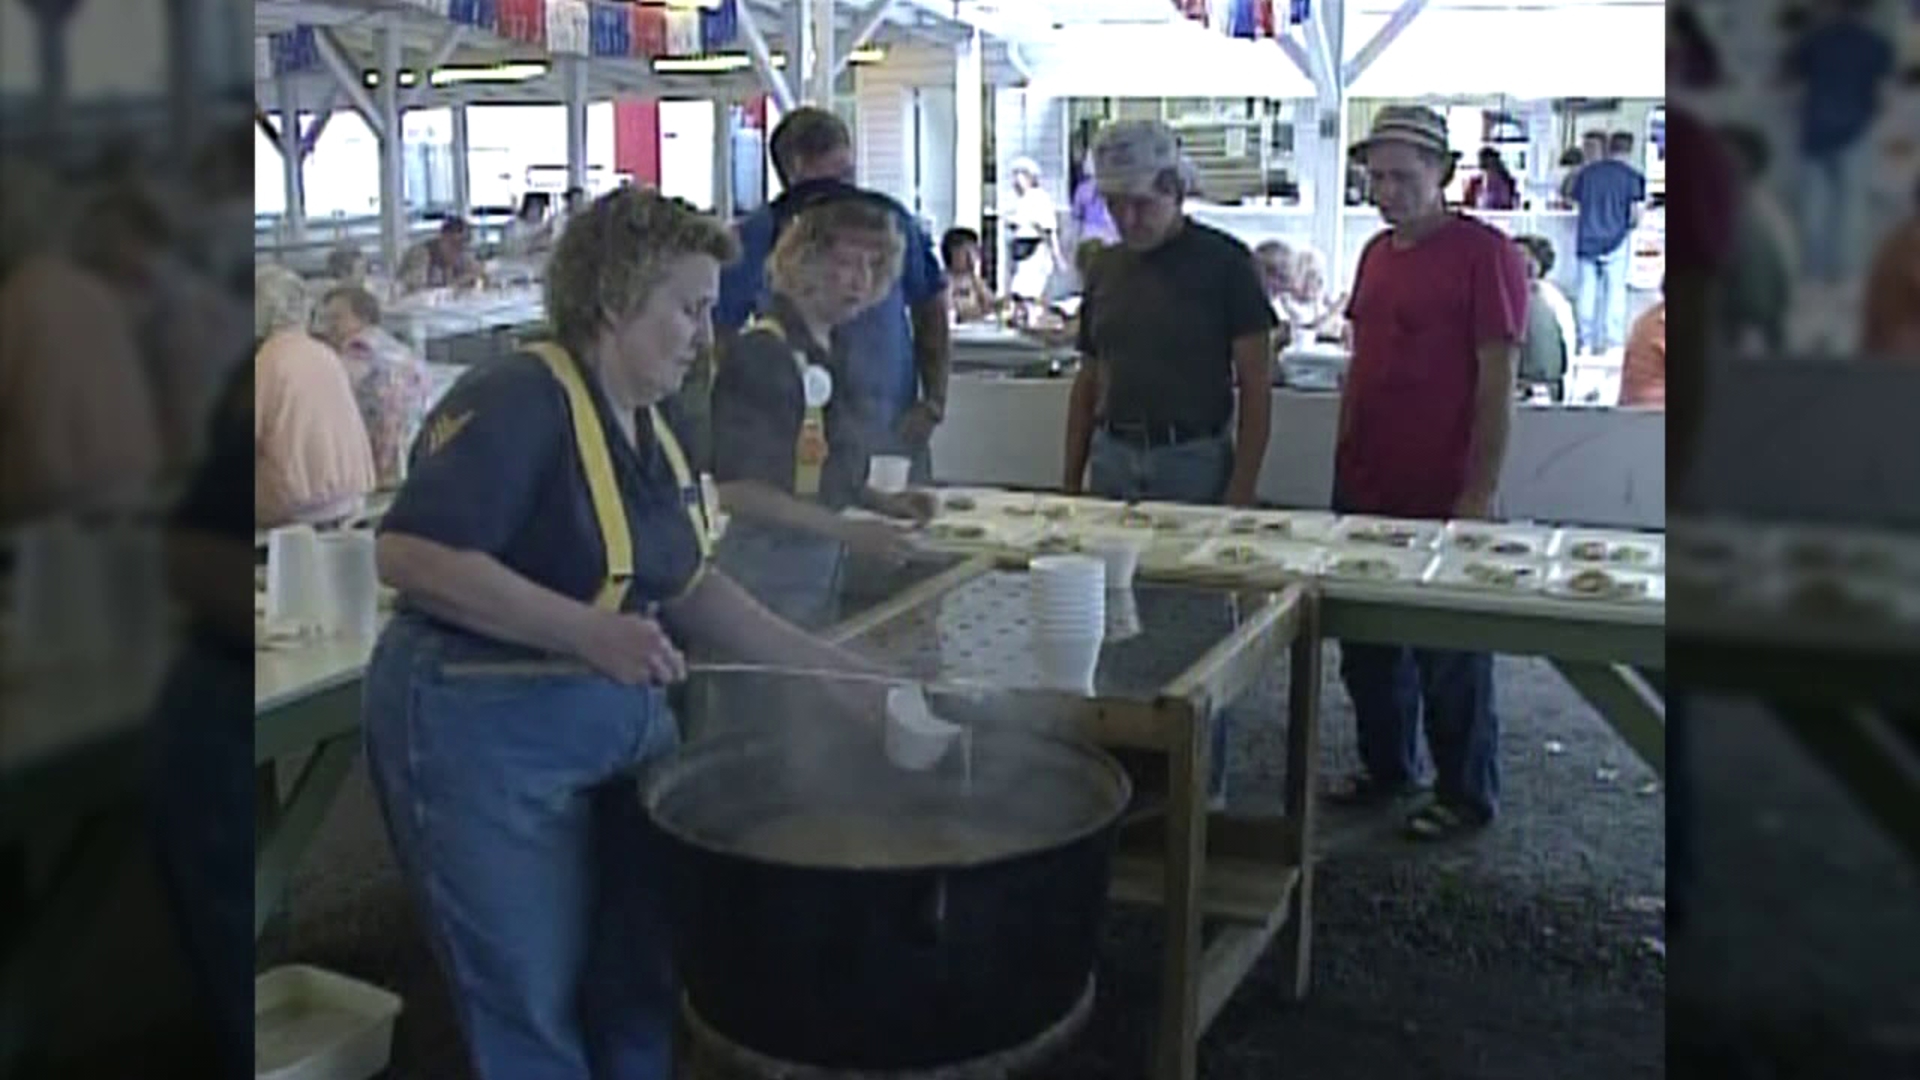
[364,62,547,87]
[653,47,883,74]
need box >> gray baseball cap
[1091,120,1182,197]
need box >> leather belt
[1100,419,1224,449]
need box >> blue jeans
[1575,241,1631,355]
[1088,429,1235,798]
[362,614,682,1080]
[1798,140,1867,284]
[1331,490,1499,819]
[714,520,846,630]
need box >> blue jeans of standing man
[1332,493,1499,820]
[1799,139,1867,284]
[362,613,682,1080]
[1575,240,1632,355]
[1087,429,1235,799]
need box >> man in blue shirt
[716,107,951,482]
[1567,130,1647,356]
[1783,0,1895,285]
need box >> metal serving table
[823,556,1322,1080]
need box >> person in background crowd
[398,216,484,294]
[711,196,933,628]
[253,265,375,527]
[1515,235,1572,402]
[1716,126,1794,356]
[326,245,369,288]
[500,191,556,259]
[563,185,588,217]
[1565,130,1646,356]
[1781,0,1896,287]
[1006,157,1062,316]
[1464,147,1521,211]
[0,162,161,522]
[715,107,950,484]
[1551,148,1587,210]
[1331,104,1530,841]
[940,227,997,322]
[1063,118,1277,806]
[1861,174,1920,359]
[314,285,433,489]
[1619,300,1666,407]
[1253,238,1294,302]
[72,182,250,476]
[1069,148,1122,251]
[1278,245,1345,342]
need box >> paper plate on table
[1547,528,1665,570]
[1440,521,1554,560]
[1330,515,1444,551]
[1218,509,1339,543]
[1319,544,1439,584]
[1543,563,1666,604]
[1426,552,1550,594]
[1098,501,1221,538]
[1183,537,1326,576]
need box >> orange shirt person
[1619,301,1665,408]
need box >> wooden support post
[1153,696,1205,1080]
[1278,591,1322,1000]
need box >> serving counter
[930,374,1666,530]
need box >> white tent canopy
[1345,2,1666,100]
[1021,22,1316,100]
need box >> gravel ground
[271,644,1919,1079]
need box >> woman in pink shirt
[253,266,375,527]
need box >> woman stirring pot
[711,193,935,630]
[363,188,884,1080]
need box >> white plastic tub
[255,965,403,1080]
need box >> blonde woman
[363,188,886,1079]
[711,193,934,628]
[252,265,375,527]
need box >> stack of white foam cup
[1027,554,1107,695]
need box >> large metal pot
[641,726,1131,1071]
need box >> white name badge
[802,365,834,409]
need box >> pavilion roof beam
[313,26,386,137]
[1343,0,1428,86]
[403,23,465,110]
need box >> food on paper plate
[1116,507,1154,528]
[1226,516,1262,535]
[1491,540,1533,557]
[1462,562,1536,588]
[1032,533,1080,555]
[943,494,978,512]
[1214,544,1267,566]
[1787,577,1891,621]
[1151,515,1185,533]
[1038,502,1075,521]
[1002,504,1037,517]
[1564,568,1647,599]
[1346,524,1421,548]
[930,521,988,541]
[1330,556,1398,580]
[1569,539,1654,565]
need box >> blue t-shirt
[1790,20,1894,155]
[716,181,947,433]
[1569,160,1647,259]
[379,351,709,659]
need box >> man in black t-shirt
[1063,119,1277,508]
[1062,120,1278,808]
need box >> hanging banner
[588,1,632,57]
[664,7,701,56]
[268,25,320,75]
[448,0,499,31]
[497,0,547,46]
[631,3,669,58]
[547,0,590,55]
[1288,0,1311,25]
[699,0,738,49]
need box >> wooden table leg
[1153,700,1206,1080]
[254,738,357,938]
[1773,706,1920,867]
[1278,599,1322,1002]
[1553,661,1666,777]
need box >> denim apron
[361,344,710,1080]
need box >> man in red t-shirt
[1330,104,1531,840]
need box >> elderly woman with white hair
[0,162,162,522]
[1005,156,1062,314]
[253,264,375,527]
[1278,245,1347,342]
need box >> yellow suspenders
[526,342,710,611]
[740,316,829,498]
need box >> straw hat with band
[1350,105,1458,162]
